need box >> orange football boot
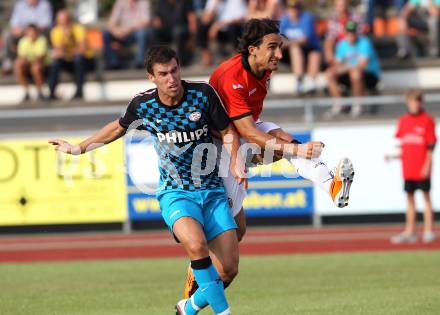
[329,157,354,208]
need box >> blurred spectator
[14,24,49,102]
[48,9,94,100]
[103,0,151,69]
[325,21,381,117]
[364,0,407,29]
[324,0,364,66]
[280,0,321,95]
[197,0,247,67]
[397,0,440,58]
[247,0,282,20]
[388,89,437,244]
[152,0,197,66]
[2,0,53,74]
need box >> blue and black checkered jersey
[119,80,230,191]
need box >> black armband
[291,139,302,144]
[427,143,436,150]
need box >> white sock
[290,157,334,194]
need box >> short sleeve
[17,38,27,58]
[358,38,371,59]
[215,81,252,120]
[119,97,143,129]
[280,16,288,34]
[395,117,404,139]
[35,36,48,57]
[73,24,86,42]
[335,41,344,62]
[205,84,230,131]
[426,116,437,146]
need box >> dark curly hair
[145,46,180,74]
[237,19,280,56]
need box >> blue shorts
[157,187,237,241]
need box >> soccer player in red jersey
[183,18,355,300]
[388,89,437,244]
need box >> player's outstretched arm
[48,119,127,155]
[220,123,248,189]
[233,116,323,159]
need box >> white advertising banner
[313,122,440,215]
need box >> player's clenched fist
[296,141,325,159]
[48,139,82,155]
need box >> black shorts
[338,71,379,91]
[404,179,431,193]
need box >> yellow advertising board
[0,138,127,225]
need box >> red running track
[0,225,439,263]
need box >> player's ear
[147,72,154,81]
[248,45,259,56]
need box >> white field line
[0,231,394,252]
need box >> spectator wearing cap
[103,0,151,69]
[325,20,381,117]
[14,24,49,102]
[324,0,365,66]
[397,0,440,58]
[280,0,321,95]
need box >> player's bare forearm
[49,119,126,154]
[233,116,323,159]
[233,116,296,156]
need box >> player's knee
[186,239,208,258]
[219,263,239,283]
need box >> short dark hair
[406,88,423,102]
[237,19,280,56]
[145,46,179,74]
[27,24,38,31]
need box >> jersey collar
[155,80,188,109]
[241,54,266,80]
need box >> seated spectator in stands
[48,9,94,100]
[103,0,151,69]
[326,21,381,117]
[324,0,364,66]
[152,0,197,66]
[247,0,282,20]
[397,0,440,58]
[280,0,321,95]
[2,0,53,74]
[14,24,49,102]
[197,0,247,66]
[365,0,407,30]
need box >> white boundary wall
[314,122,440,215]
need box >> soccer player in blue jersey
[49,46,246,315]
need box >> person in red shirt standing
[388,89,437,244]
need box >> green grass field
[1,251,439,315]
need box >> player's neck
[157,88,184,106]
[247,56,266,79]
